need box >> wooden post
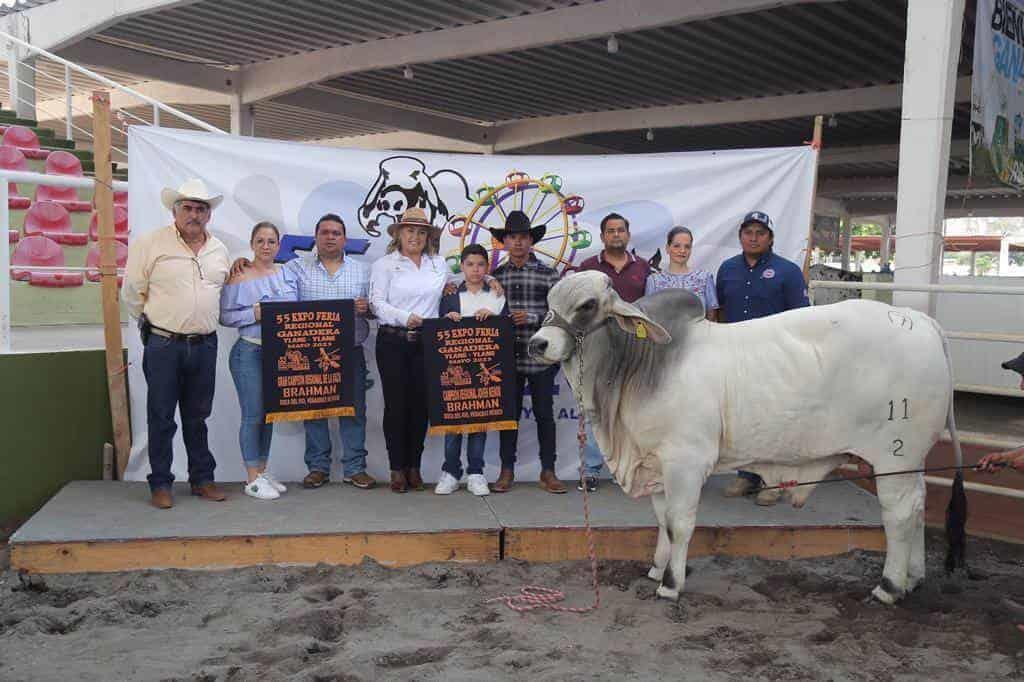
[802,115,824,280]
[93,90,131,478]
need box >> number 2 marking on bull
[887,398,909,421]
[892,439,904,456]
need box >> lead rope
[486,333,601,614]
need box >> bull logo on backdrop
[358,156,471,237]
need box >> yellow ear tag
[635,321,648,339]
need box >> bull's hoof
[656,585,680,601]
[870,578,905,605]
[647,566,664,582]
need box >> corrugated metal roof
[97,0,595,66]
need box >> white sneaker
[244,475,280,500]
[261,472,287,493]
[434,472,460,495]
[466,474,490,496]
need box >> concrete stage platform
[9,475,884,574]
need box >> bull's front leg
[656,462,707,601]
[648,492,669,581]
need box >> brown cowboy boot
[406,468,425,491]
[390,470,409,494]
[492,468,515,493]
[150,488,173,509]
[538,470,567,494]
[190,482,227,501]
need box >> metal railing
[1,30,225,138]
[1,170,129,351]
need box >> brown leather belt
[150,327,215,343]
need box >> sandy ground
[1,530,1022,681]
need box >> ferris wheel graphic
[442,170,592,275]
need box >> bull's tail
[931,317,967,573]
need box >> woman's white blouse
[369,250,449,327]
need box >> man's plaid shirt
[492,254,560,375]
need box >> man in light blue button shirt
[282,213,375,490]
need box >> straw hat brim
[161,188,223,212]
[387,219,442,239]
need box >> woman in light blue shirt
[645,226,719,321]
[220,221,297,500]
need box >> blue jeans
[229,338,272,468]
[443,432,487,478]
[304,347,368,477]
[142,333,218,491]
[582,423,604,478]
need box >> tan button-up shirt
[122,224,230,335]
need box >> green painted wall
[0,349,113,524]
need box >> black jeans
[375,332,429,471]
[499,365,558,472]
[142,333,218,491]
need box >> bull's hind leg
[648,492,669,581]
[871,472,926,605]
[656,462,706,601]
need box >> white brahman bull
[528,271,963,605]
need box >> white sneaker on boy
[434,471,460,495]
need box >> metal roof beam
[846,195,1024,218]
[493,79,971,151]
[33,80,229,126]
[820,140,969,166]
[58,39,232,92]
[18,0,201,52]
[820,175,1019,196]
[241,0,837,104]
[271,88,491,145]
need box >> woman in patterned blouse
[644,226,719,321]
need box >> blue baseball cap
[741,211,774,233]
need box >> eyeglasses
[178,203,210,215]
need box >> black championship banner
[423,316,518,435]
[261,299,356,423]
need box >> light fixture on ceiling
[827,113,838,128]
[403,65,414,80]
[607,35,619,54]
[645,128,654,142]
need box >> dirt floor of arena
[1,530,1022,681]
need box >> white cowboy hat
[160,178,223,212]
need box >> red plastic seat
[23,200,87,246]
[8,229,18,243]
[45,150,83,177]
[0,147,31,209]
[85,240,127,286]
[2,125,48,160]
[10,234,83,286]
[88,205,129,243]
[114,190,128,207]
[34,184,92,211]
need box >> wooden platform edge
[10,529,501,574]
[504,525,887,563]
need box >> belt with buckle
[150,327,215,343]
[379,325,421,342]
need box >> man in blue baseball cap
[716,210,809,505]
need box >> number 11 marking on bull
[888,398,909,421]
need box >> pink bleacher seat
[10,234,83,287]
[34,184,92,211]
[23,200,87,246]
[8,229,18,243]
[92,190,129,209]
[88,205,129,243]
[0,147,31,209]
[2,125,49,160]
[45,150,84,177]
[85,241,127,286]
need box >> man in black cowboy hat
[491,210,567,494]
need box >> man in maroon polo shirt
[572,212,651,491]
[574,212,651,303]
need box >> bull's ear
[609,298,671,344]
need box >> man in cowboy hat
[491,210,567,494]
[123,178,231,509]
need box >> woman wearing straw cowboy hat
[369,207,504,493]
[123,179,231,509]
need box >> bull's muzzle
[527,336,549,358]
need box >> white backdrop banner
[125,127,817,485]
